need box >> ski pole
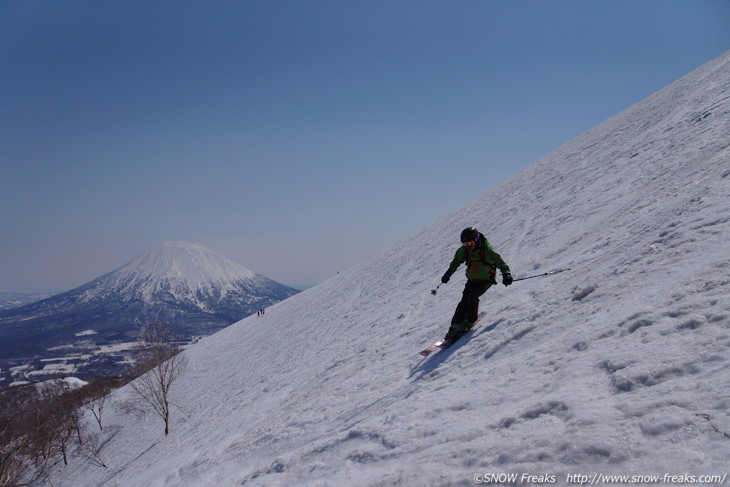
[431,283,442,295]
[513,268,570,282]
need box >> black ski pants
[450,279,492,325]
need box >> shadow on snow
[408,318,505,381]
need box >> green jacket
[446,236,510,282]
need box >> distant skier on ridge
[440,227,512,341]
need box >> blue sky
[2,1,729,291]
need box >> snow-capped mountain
[75,241,289,316]
[0,242,298,385]
[48,50,730,486]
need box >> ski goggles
[462,240,476,248]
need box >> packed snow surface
[52,52,730,486]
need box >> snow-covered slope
[0,242,298,385]
[53,51,729,486]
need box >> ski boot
[444,320,474,341]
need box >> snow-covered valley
[48,51,730,486]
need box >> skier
[440,227,513,340]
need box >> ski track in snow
[48,52,730,487]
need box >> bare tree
[0,384,57,487]
[127,321,188,435]
[79,377,120,432]
[0,386,45,487]
[77,427,113,469]
[1,375,125,486]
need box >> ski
[419,318,481,356]
[419,339,446,357]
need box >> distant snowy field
[0,290,53,310]
[49,52,730,486]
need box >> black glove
[441,272,452,284]
[502,273,513,286]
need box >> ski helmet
[460,227,479,243]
